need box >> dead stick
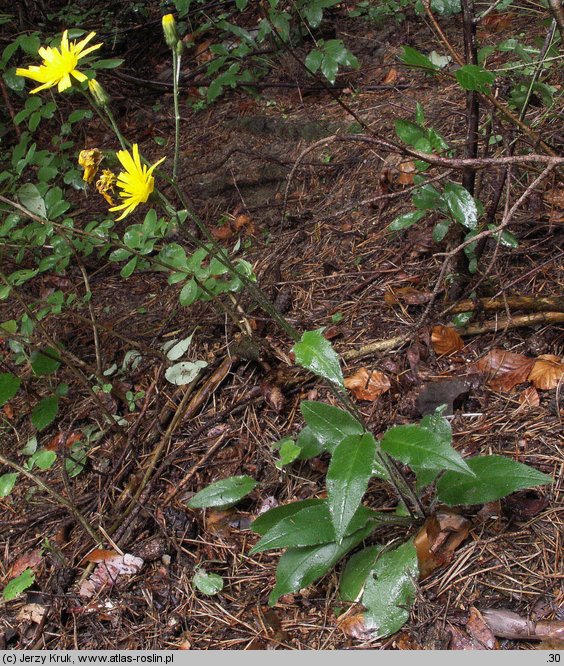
[450,296,564,313]
[460,311,564,335]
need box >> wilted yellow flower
[109,144,165,221]
[16,30,102,94]
[78,148,104,184]
[88,78,110,108]
[96,169,117,205]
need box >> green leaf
[455,64,495,93]
[27,449,57,470]
[179,279,199,306]
[252,499,325,536]
[268,520,376,605]
[400,46,438,71]
[388,209,426,231]
[381,422,473,483]
[163,332,194,361]
[251,503,378,554]
[164,360,207,385]
[17,183,46,218]
[443,182,478,229]
[395,119,427,146]
[432,218,451,243]
[91,58,125,69]
[0,373,20,406]
[413,184,441,210]
[452,311,473,328]
[120,257,137,278]
[0,472,18,497]
[3,568,35,601]
[31,395,59,430]
[193,568,223,595]
[30,347,61,376]
[305,49,323,74]
[296,426,324,460]
[340,545,381,602]
[300,401,363,452]
[437,455,552,506]
[292,329,343,386]
[327,433,376,542]
[188,475,257,509]
[361,540,419,639]
[275,439,302,469]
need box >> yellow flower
[16,30,102,94]
[78,148,104,184]
[96,169,117,205]
[109,144,165,221]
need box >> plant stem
[172,52,182,180]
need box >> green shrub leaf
[400,46,439,71]
[443,182,478,229]
[293,329,344,386]
[327,433,376,542]
[437,455,552,505]
[31,395,59,431]
[187,475,257,509]
[0,372,20,406]
[17,183,46,218]
[455,64,495,93]
[30,347,61,376]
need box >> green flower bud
[88,78,110,108]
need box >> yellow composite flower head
[16,30,102,94]
[109,144,165,221]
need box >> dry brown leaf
[543,186,564,208]
[211,224,233,240]
[384,286,433,305]
[528,354,564,390]
[9,549,43,578]
[338,612,373,640]
[205,509,234,536]
[519,386,540,407]
[79,549,120,566]
[233,214,255,233]
[17,603,48,625]
[414,511,471,579]
[474,349,535,392]
[78,553,143,598]
[467,607,498,649]
[344,367,391,401]
[396,160,416,186]
[261,381,285,412]
[481,11,514,31]
[431,325,464,356]
[382,68,398,85]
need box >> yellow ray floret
[16,30,102,94]
[108,144,165,221]
[96,169,117,206]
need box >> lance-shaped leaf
[252,499,325,536]
[251,503,383,554]
[437,455,552,506]
[327,433,376,542]
[187,475,257,509]
[268,520,375,605]
[301,401,364,452]
[381,421,473,484]
[340,545,382,602]
[361,540,419,638]
[292,329,344,387]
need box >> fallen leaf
[233,214,255,234]
[481,11,514,32]
[448,625,484,650]
[415,379,470,416]
[205,509,234,536]
[344,367,391,401]
[414,511,471,579]
[9,549,42,578]
[431,325,464,356]
[16,603,48,625]
[211,224,233,240]
[338,612,374,640]
[3,404,14,420]
[382,68,398,85]
[466,607,498,649]
[78,553,143,598]
[384,287,433,305]
[502,490,548,520]
[79,549,120,566]
[518,386,540,407]
[528,354,564,390]
[396,160,416,186]
[474,349,535,392]
[261,382,285,412]
[543,186,564,208]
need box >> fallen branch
[450,296,564,313]
[483,608,564,642]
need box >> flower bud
[88,78,110,108]
[162,14,180,50]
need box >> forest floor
[0,1,563,650]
